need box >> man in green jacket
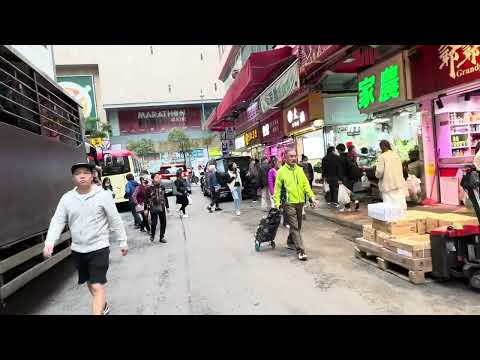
[274,149,318,261]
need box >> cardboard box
[426,218,440,233]
[375,231,396,246]
[372,218,417,236]
[362,224,376,242]
[416,218,427,235]
[384,234,431,259]
[438,220,454,228]
[380,247,432,271]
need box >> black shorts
[71,247,110,285]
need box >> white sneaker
[236,211,241,216]
[298,251,308,261]
[102,302,111,315]
[183,214,189,218]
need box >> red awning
[206,46,294,131]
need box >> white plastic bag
[406,175,421,201]
[361,173,370,189]
[188,195,193,205]
[324,180,330,193]
[338,184,351,205]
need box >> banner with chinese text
[259,62,300,113]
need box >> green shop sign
[357,52,411,114]
[57,75,98,121]
[259,62,299,114]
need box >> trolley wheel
[255,240,261,252]
[271,241,276,249]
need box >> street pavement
[3,185,480,315]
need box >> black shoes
[150,235,155,242]
[159,238,167,243]
[215,207,223,211]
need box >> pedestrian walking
[273,149,318,261]
[132,177,151,233]
[125,173,142,228]
[174,170,190,218]
[259,157,272,211]
[247,159,260,205]
[102,177,115,198]
[93,166,102,187]
[43,162,128,315]
[300,155,314,219]
[336,143,361,211]
[145,172,170,243]
[347,144,358,166]
[375,140,408,209]
[227,162,243,216]
[322,146,343,207]
[206,164,222,213]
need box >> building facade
[7,45,56,81]
[53,45,224,164]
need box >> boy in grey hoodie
[43,162,128,315]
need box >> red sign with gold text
[410,45,480,99]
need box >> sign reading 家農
[409,45,480,99]
[244,127,259,147]
[357,52,411,114]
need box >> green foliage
[167,128,193,162]
[201,133,217,159]
[127,138,156,160]
[313,161,322,174]
[394,140,417,162]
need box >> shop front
[354,51,425,190]
[283,92,325,163]
[409,45,480,205]
[259,110,292,162]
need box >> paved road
[3,185,480,315]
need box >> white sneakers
[298,251,308,261]
[236,210,241,216]
[183,214,189,218]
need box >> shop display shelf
[451,146,470,149]
[451,132,469,135]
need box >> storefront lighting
[312,119,324,128]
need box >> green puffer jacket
[273,164,315,207]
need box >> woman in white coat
[227,162,243,216]
[375,140,407,209]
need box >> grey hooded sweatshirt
[45,186,128,253]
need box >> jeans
[209,188,220,209]
[150,210,167,240]
[232,186,242,212]
[130,200,142,226]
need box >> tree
[127,138,155,163]
[201,133,217,159]
[167,128,193,163]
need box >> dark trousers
[209,189,219,208]
[179,203,188,214]
[130,200,142,226]
[139,211,150,232]
[284,203,305,252]
[327,179,339,204]
[250,182,258,201]
[150,210,167,240]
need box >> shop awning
[205,46,294,131]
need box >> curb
[305,208,363,232]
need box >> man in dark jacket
[301,155,315,190]
[336,143,361,191]
[322,147,343,205]
[207,164,222,212]
[145,172,170,243]
[125,173,142,227]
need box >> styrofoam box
[367,202,406,222]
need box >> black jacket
[258,163,270,188]
[322,153,343,180]
[339,153,362,182]
[174,178,189,205]
[145,184,170,212]
[302,162,314,181]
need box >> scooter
[430,165,480,290]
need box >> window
[102,156,131,176]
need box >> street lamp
[200,90,206,125]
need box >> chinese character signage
[284,99,310,134]
[260,112,284,144]
[410,45,480,99]
[246,101,259,122]
[57,75,98,120]
[259,63,300,113]
[118,107,201,134]
[244,127,259,147]
[357,52,410,114]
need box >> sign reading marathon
[137,109,186,123]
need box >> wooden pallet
[353,239,433,285]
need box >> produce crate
[426,218,440,233]
[372,218,417,236]
[383,234,431,259]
